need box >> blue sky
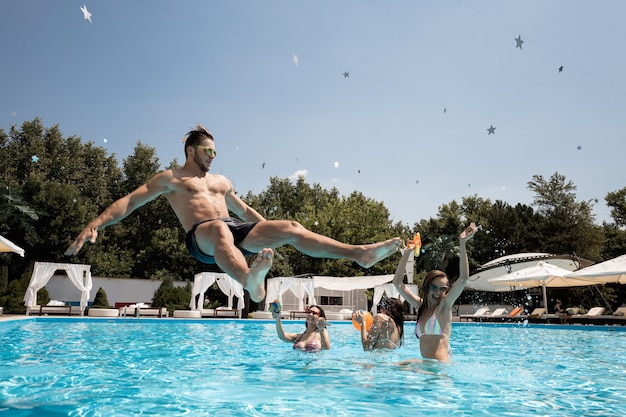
[2,1,625,227]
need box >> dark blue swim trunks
[185,217,258,264]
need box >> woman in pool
[354,297,404,350]
[393,223,477,362]
[273,305,330,352]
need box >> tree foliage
[0,119,624,312]
[91,287,111,308]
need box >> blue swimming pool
[1,318,624,416]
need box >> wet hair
[183,125,214,158]
[416,270,448,322]
[377,297,405,346]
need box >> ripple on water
[0,320,624,416]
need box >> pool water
[1,318,625,416]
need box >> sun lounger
[613,306,626,317]
[119,305,168,318]
[568,307,622,325]
[173,310,201,318]
[39,305,73,316]
[88,308,120,317]
[585,307,606,317]
[490,308,507,316]
[459,307,490,322]
[478,307,526,322]
[213,308,240,318]
[252,311,273,319]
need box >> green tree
[91,287,111,308]
[527,172,604,260]
[605,187,626,228]
[244,176,407,277]
[152,277,192,313]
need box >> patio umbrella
[488,261,594,311]
[564,254,626,284]
[466,253,587,292]
[0,234,25,257]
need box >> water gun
[268,299,282,314]
[407,232,422,256]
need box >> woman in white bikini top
[393,223,477,362]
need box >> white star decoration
[334,161,340,168]
[292,53,299,66]
[80,5,92,23]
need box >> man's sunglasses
[194,145,217,158]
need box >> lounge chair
[490,308,507,316]
[585,307,606,317]
[524,308,547,323]
[569,307,610,325]
[119,304,168,318]
[172,310,201,318]
[612,306,626,317]
[459,307,490,322]
[480,307,525,323]
[252,311,273,319]
[88,308,120,317]
[213,307,240,318]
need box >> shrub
[91,287,111,308]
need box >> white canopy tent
[489,261,595,312]
[265,277,317,312]
[190,272,245,311]
[0,234,25,257]
[312,274,394,291]
[265,275,396,312]
[564,254,626,284]
[371,283,419,314]
[23,262,92,315]
[466,253,587,292]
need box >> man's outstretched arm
[65,171,172,256]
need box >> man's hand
[65,225,99,256]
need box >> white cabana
[265,275,396,312]
[190,272,245,311]
[312,274,394,290]
[23,262,92,315]
[371,283,419,314]
[0,234,25,257]
[265,277,316,312]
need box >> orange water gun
[407,232,422,256]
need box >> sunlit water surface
[1,318,624,416]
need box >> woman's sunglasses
[429,284,449,293]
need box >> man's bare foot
[247,248,274,302]
[357,238,403,268]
